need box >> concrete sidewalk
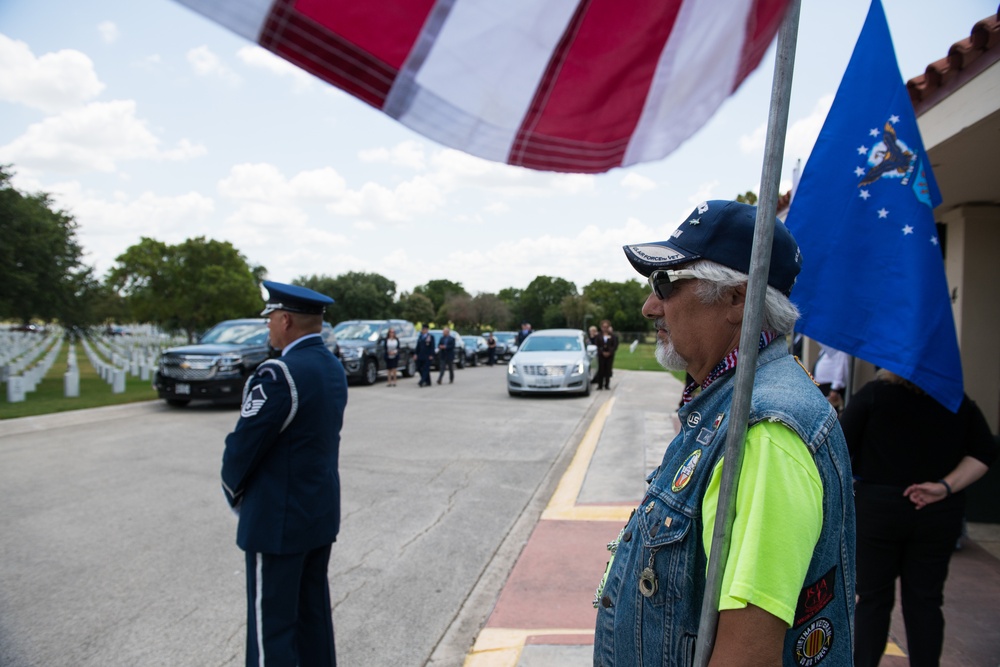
[462,369,1000,666]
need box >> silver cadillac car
[506,328,596,397]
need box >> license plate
[531,378,558,388]
[175,383,191,395]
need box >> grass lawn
[613,342,687,384]
[0,340,157,420]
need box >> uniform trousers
[245,544,336,667]
[418,360,432,386]
[854,483,963,667]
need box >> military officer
[222,280,348,667]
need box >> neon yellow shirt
[701,421,823,626]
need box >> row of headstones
[0,330,63,382]
[79,338,131,395]
[5,337,66,403]
[89,334,167,379]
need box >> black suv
[332,319,417,385]
[153,318,339,406]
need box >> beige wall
[942,204,1000,432]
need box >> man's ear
[726,284,747,325]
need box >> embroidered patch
[712,413,725,429]
[671,449,702,492]
[795,618,833,667]
[695,427,716,446]
[241,384,267,418]
[686,412,702,428]
[795,566,836,627]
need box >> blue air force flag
[785,0,963,411]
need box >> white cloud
[326,175,445,223]
[737,94,834,170]
[785,94,834,167]
[620,172,657,199]
[0,34,104,113]
[218,163,348,203]
[0,100,206,173]
[186,45,240,86]
[236,46,316,92]
[97,21,119,44]
[34,182,216,274]
[358,140,427,170]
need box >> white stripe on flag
[624,0,755,166]
[389,0,581,163]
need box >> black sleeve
[962,397,999,467]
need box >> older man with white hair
[593,201,856,667]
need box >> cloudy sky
[0,0,994,296]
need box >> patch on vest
[795,617,833,667]
[686,411,702,428]
[794,566,836,627]
[241,384,267,418]
[671,449,702,492]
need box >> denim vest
[594,340,855,667]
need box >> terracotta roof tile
[907,9,1000,113]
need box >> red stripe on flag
[734,0,790,88]
[259,0,435,109]
[509,0,684,173]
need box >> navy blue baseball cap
[260,281,334,316]
[622,200,802,296]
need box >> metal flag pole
[693,0,802,664]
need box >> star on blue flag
[784,0,963,411]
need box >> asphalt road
[0,363,600,667]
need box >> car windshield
[333,322,381,342]
[200,322,268,345]
[519,336,582,352]
[493,333,516,343]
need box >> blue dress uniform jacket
[223,336,348,554]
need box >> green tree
[582,278,651,332]
[736,191,758,205]
[108,236,264,341]
[497,287,523,326]
[520,276,577,328]
[471,293,511,331]
[398,291,435,326]
[413,279,467,314]
[0,166,91,325]
[298,271,396,322]
[559,294,595,330]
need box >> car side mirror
[587,344,597,356]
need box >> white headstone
[64,368,80,398]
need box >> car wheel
[471,355,478,367]
[166,398,190,407]
[582,379,591,397]
[457,355,465,369]
[508,388,520,397]
[402,354,415,378]
[362,358,378,385]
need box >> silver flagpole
[693,0,801,664]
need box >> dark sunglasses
[647,269,697,300]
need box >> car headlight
[341,348,363,360]
[217,354,244,375]
[572,360,585,375]
[507,361,517,376]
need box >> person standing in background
[382,327,400,387]
[592,319,619,390]
[415,324,435,388]
[222,281,347,667]
[841,369,997,667]
[436,326,456,385]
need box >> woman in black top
[841,370,997,667]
